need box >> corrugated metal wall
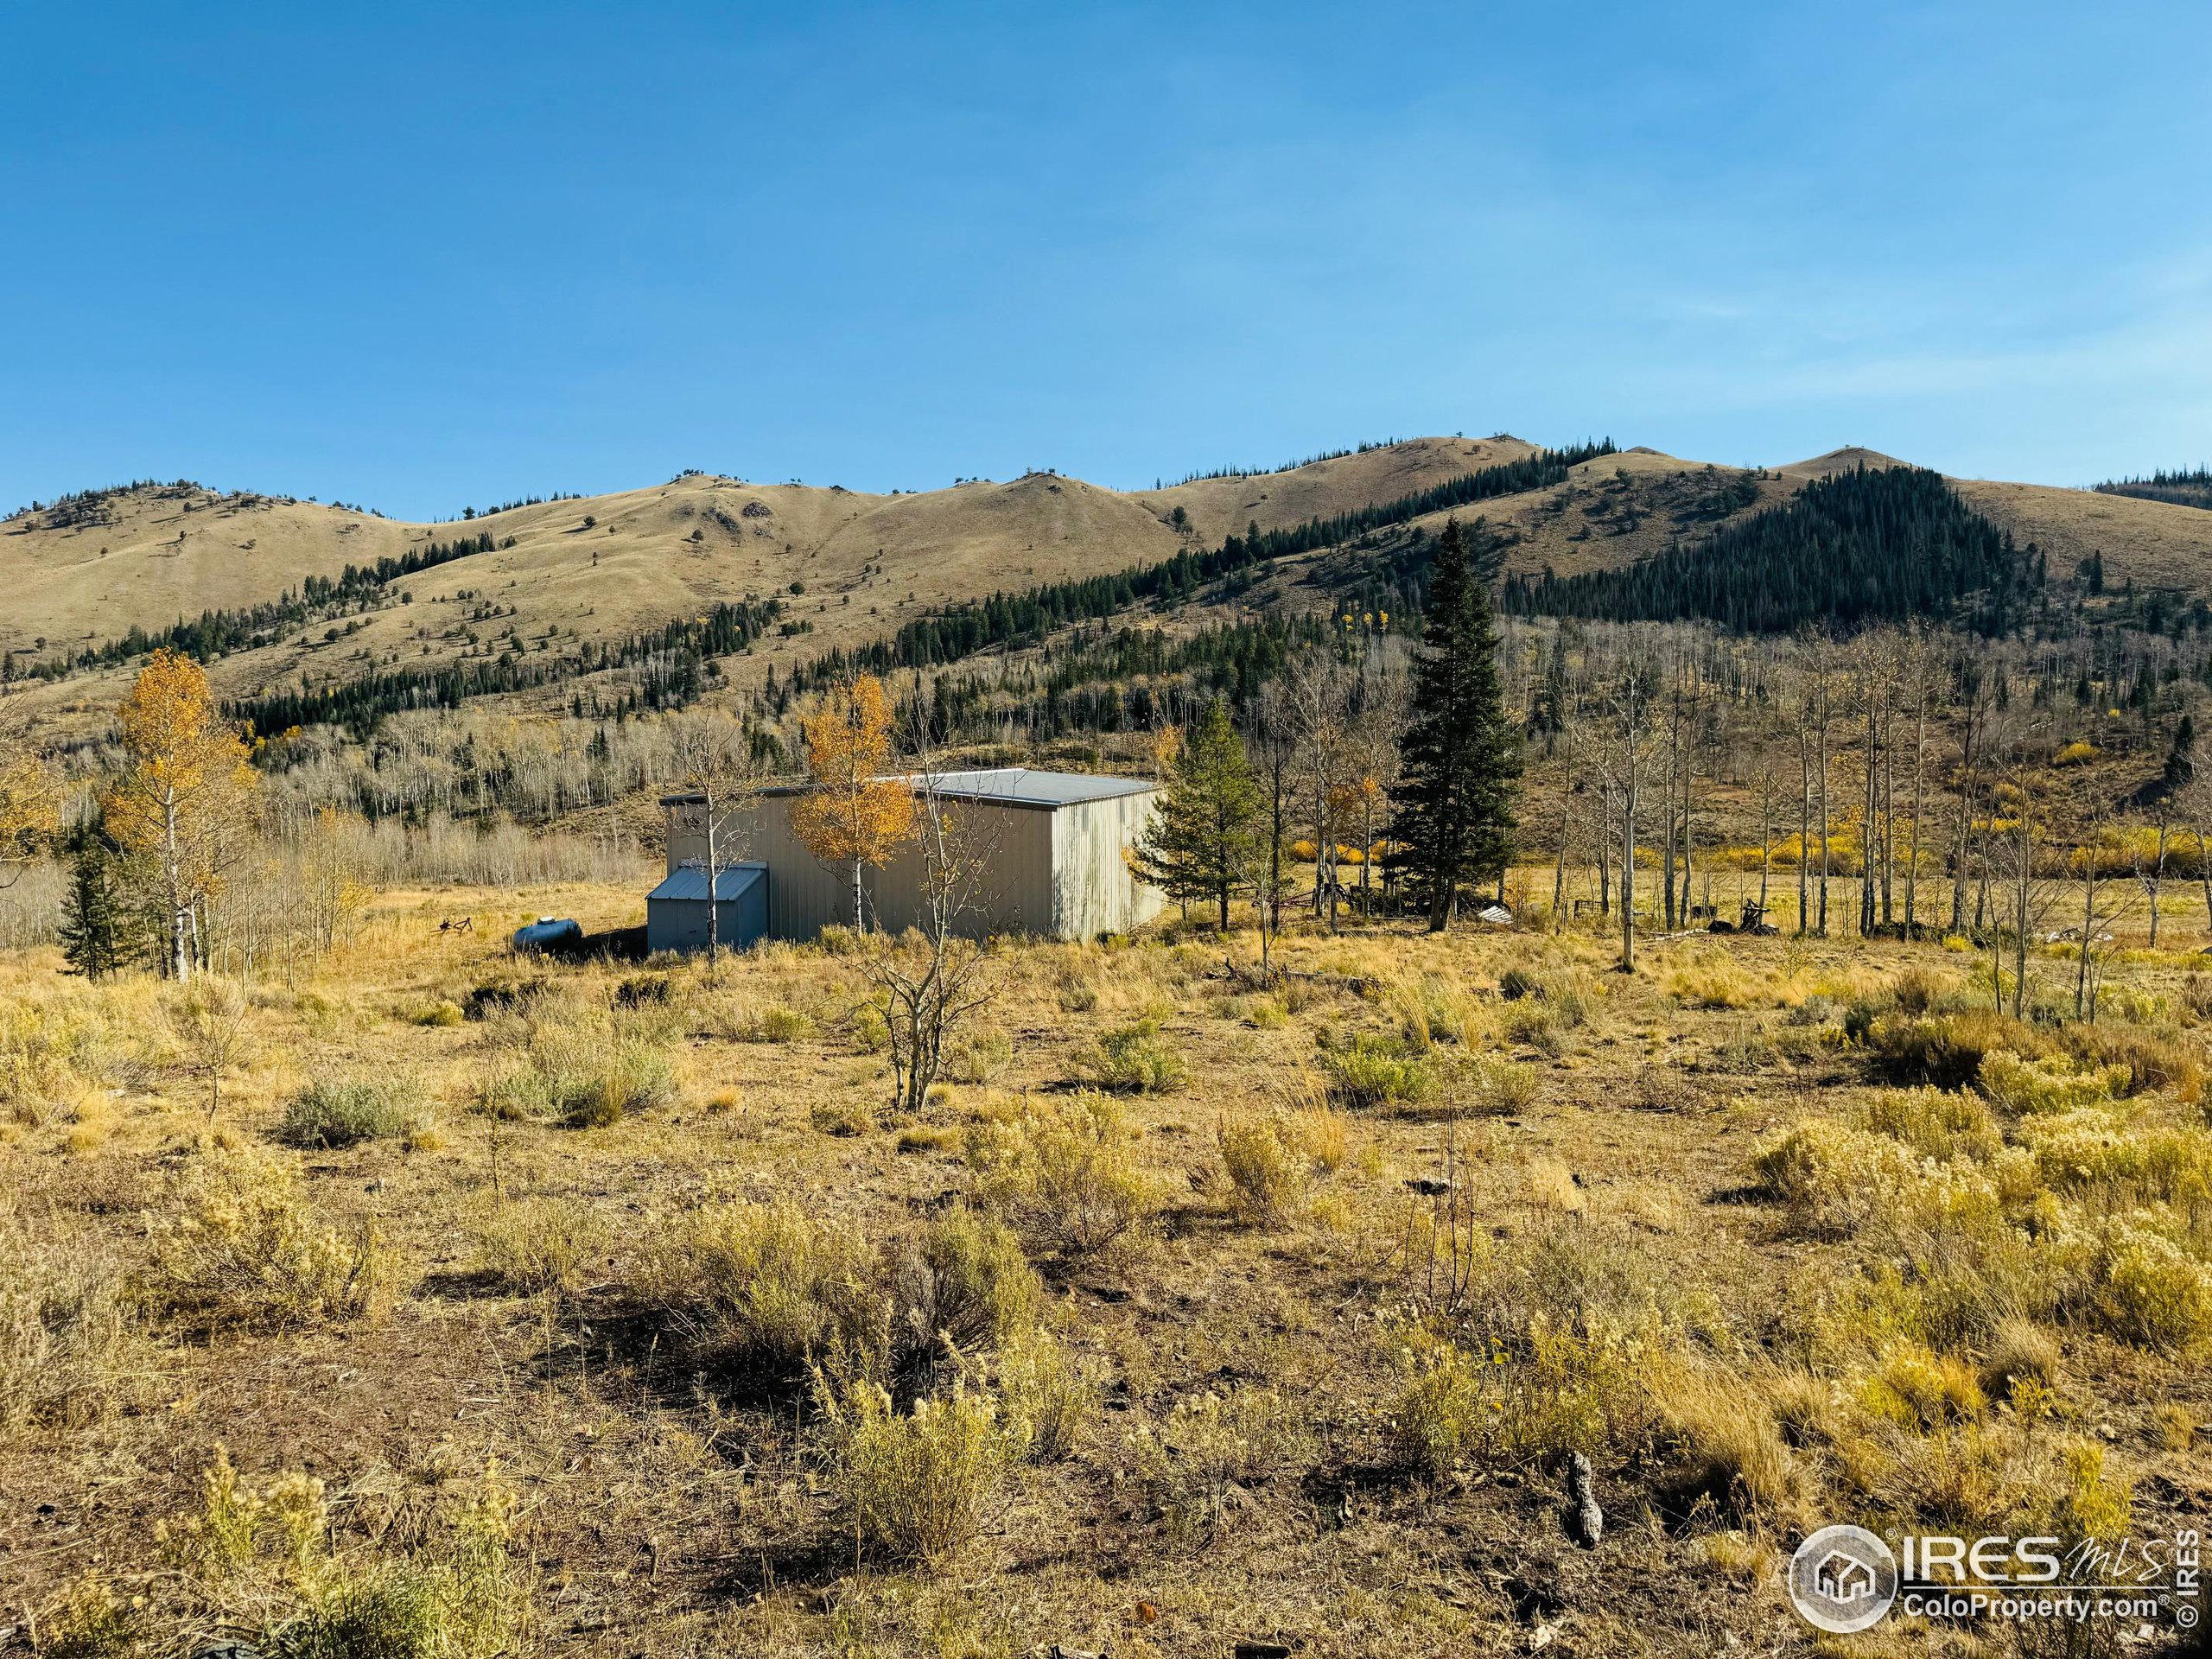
[1052,791,1166,937]
[669,788,1162,942]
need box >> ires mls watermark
[1787,1523,2203,1636]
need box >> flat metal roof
[756,768,1155,810]
[647,863,768,902]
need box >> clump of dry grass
[0,1207,144,1435]
[632,1199,880,1388]
[1,982,147,1128]
[1865,1008,2050,1090]
[476,1036,676,1129]
[471,1197,607,1294]
[1125,1383,1311,1535]
[632,1201,1042,1398]
[1649,1367,1802,1523]
[964,1095,1152,1259]
[994,1329,1098,1462]
[146,1153,392,1331]
[143,1451,531,1659]
[35,1573,142,1659]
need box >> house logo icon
[1789,1525,1898,1633]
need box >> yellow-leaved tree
[787,676,915,931]
[0,696,59,888]
[105,650,258,980]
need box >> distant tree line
[9,531,512,684]
[774,440,1619,698]
[1502,466,2033,635]
[229,596,784,741]
[2094,467,2212,512]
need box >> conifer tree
[60,842,141,980]
[1132,700,1264,928]
[1389,518,1521,930]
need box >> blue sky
[3,2,2208,519]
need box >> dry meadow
[4,884,2211,1658]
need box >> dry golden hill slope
[14,435,2212,743]
[0,439,1523,736]
[1956,478,2212,592]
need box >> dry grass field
[6,880,2211,1658]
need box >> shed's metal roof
[647,863,768,903]
[759,768,1154,810]
[914,768,1155,806]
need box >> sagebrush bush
[632,1200,880,1387]
[1216,1109,1343,1223]
[1318,1033,1433,1109]
[279,1077,424,1148]
[1076,1020,1188,1094]
[1978,1051,2124,1116]
[965,1095,1150,1258]
[820,1379,1026,1563]
[2082,1220,2212,1353]
[1864,1087,2002,1163]
[944,1026,1014,1085]
[893,1206,1041,1385]
[148,1154,391,1330]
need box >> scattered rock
[1564,1452,1603,1547]
[1529,1626,1556,1653]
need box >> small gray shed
[658,768,1162,944]
[645,863,770,955]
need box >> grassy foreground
[4,886,2211,1658]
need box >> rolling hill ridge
[9,436,2212,742]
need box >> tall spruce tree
[1132,700,1265,928]
[60,842,137,980]
[1389,517,1520,930]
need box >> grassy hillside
[14,436,2212,747]
[0,439,1531,740]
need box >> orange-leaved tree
[787,675,915,931]
[105,649,257,980]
